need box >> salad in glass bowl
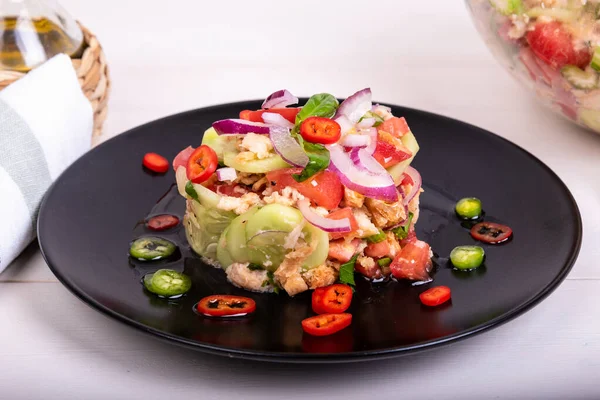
[171,89,433,296]
[467,0,600,133]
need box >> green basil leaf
[267,271,280,294]
[339,254,358,286]
[292,141,330,182]
[295,93,339,125]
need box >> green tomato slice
[450,246,485,270]
[129,237,177,260]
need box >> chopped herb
[295,93,339,125]
[267,271,280,294]
[247,263,263,271]
[185,181,199,201]
[366,229,386,244]
[392,212,414,240]
[339,254,359,286]
[377,257,392,268]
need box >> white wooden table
[2,1,600,398]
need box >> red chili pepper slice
[196,295,256,317]
[419,286,451,307]
[300,116,341,145]
[146,214,179,231]
[470,222,513,244]
[186,145,218,184]
[301,313,352,337]
[312,284,353,314]
[142,152,169,173]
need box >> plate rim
[37,100,583,363]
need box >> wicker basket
[0,22,110,138]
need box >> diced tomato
[142,152,169,174]
[355,257,383,280]
[327,238,361,263]
[365,240,391,258]
[186,145,218,184]
[526,21,591,70]
[146,214,179,231]
[215,183,247,198]
[300,116,341,144]
[328,208,359,240]
[390,240,432,282]
[378,117,410,138]
[239,108,301,124]
[172,146,195,171]
[372,131,412,168]
[400,172,414,187]
[419,286,451,307]
[266,168,344,210]
[301,313,352,337]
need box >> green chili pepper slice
[130,237,177,260]
[450,245,485,270]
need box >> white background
[1,1,600,399]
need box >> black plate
[38,100,582,363]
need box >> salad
[169,88,434,296]
[468,0,600,132]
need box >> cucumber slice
[184,197,236,259]
[225,206,260,264]
[301,224,329,269]
[387,131,420,185]
[561,65,598,89]
[201,127,237,162]
[223,151,290,173]
[489,0,523,15]
[129,237,177,260]
[216,226,235,269]
[245,204,304,239]
[526,7,579,23]
[247,230,288,272]
[591,47,600,72]
[578,108,600,132]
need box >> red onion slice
[340,134,370,148]
[335,88,372,123]
[334,115,354,135]
[349,147,388,175]
[372,104,391,113]
[298,199,351,233]
[213,119,270,135]
[261,89,299,109]
[402,166,422,206]
[363,127,378,155]
[216,167,237,181]
[269,126,309,168]
[357,117,376,129]
[328,145,397,202]
[262,112,294,128]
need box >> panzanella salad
[172,89,433,296]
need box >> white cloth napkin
[0,54,93,273]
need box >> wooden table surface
[1,1,599,399]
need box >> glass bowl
[466,0,600,133]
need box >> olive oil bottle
[0,0,83,71]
